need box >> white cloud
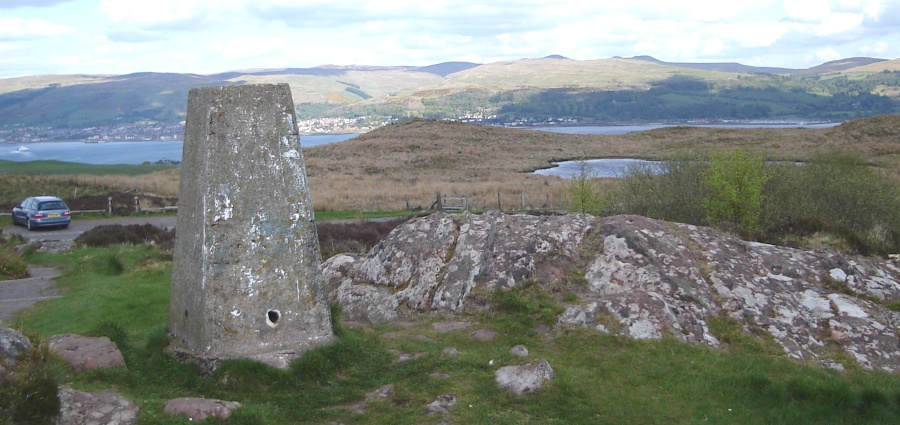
[0,17,72,41]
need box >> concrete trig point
[169,83,333,370]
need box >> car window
[39,201,66,210]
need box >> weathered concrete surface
[48,334,126,371]
[170,84,333,369]
[0,267,61,323]
[323,211,900,371]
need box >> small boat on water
[16,146,28,151]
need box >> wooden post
[497,192,501,211]
[436,192,443,211]
[521,192,525,209]
[134,196,140,213]
[108,196,112,214]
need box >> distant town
[0,114,583,145]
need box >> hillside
[303,114,900,211]
[0,56,898,135]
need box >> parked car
[11,196,72,230]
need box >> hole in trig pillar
[266,309,281,328]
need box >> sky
[0,0,898,78]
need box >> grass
[8,243,900,424]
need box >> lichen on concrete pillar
[169,83,333,370]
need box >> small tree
[703,149,769,233]
[567,159,605,215]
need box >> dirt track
[2,215,177,241]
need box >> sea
[0,123,839,167]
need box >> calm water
[0,133,358,165]
[534,158,662,178]
[0,123,838,167]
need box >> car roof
[33,196,65,202]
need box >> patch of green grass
[11,245,900,424]
[0,160,174,176]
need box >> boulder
[495,359,554,395]
[164,397,241,421]
[0,325,32,373]
[48,334,126,371]
[56,386,139,425]
[323,212,900,371]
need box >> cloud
[0,0,77,8]
[0,17,72,41]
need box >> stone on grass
[0,325,32,373]
[471,329,498,342]
[48,334,125,370]
[426,394,457,415]
[510,345,529,357]
[495,359,554,395]
[442,347,460,356]
[164,397,242,422]
[57,386,139,425]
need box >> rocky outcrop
[323,212,900,371]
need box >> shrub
[74,224,175,250]
[609,154,709,225]
[567,159,606,215]
[703,149,769,233]
[316,217,412,259]
[0,246,29,279]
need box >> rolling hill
[0,56,898,133]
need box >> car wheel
[26,219,33,231]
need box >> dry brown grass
[303,116,900,211]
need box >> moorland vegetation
[3,114,900,423]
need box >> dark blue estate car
[12,196,71,230]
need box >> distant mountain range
[0,55,898,135]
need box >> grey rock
[495,359,555,395]
[164,397,242,421]
[432,321,469,333]
[0,325,31,373]
[16,239,73,254]
[48,334,125,371]
[510,345,529,357]
[345,384,394,414]
[323,212,900,371]
[471,329,498,342]
[442,347,461,356]
[426,394,457,415]
[430,372,451,378]
[56,386,139,425]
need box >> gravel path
[0,266,60,323]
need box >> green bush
[610,150,900,255]
[0,246,29,279]
[703,149,769,233]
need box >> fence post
[134,196,140,213]
[108,197,112,214]
[497,192,501,211]
[521,192,525,210]
[436,192,443,211]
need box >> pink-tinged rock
[164,398,241,421]
[48,334,125,370]
[324,212,900,371]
